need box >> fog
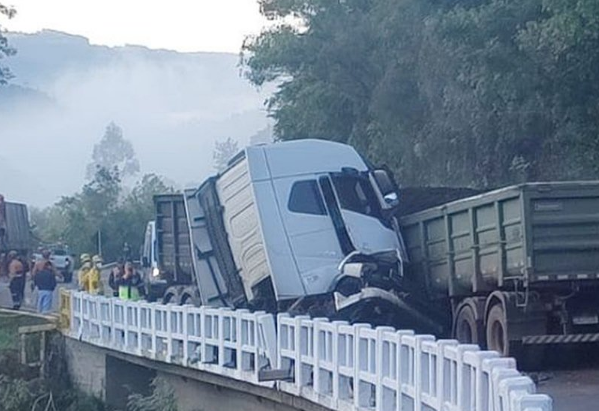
[0,30,271,206]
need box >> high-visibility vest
[119,285,140,301]
[88,268,103,295]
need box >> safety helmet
[92,254,103,264]
[80,253,91,264]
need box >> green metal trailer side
[400,182,599,357]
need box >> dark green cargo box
[400,182,599,300]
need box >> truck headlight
[152,267,160,277]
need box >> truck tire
[486,304,509,356]
[163,287,182,304]
[180,287,201,306]
[455,304,482,346]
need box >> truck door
[328,173,401,254]
[273,177,344,295]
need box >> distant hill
[0,30,271,206]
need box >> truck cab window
[288,180,327,215]
[331,174,382,220]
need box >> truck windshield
[331,174,383,221]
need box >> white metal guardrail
[69,292,552,411]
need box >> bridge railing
[71,292,277,387]
[69,292,552,411]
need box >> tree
[243,0,599,188]
[31,170,175,263]
[86,122,140,180]
[0,3,16,85]
[213,137,239,172]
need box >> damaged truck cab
[146,140,408,322]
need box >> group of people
[1,248,146,314]
[0,249,60,313]
[78,253,144,301]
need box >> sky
[3,0,268,53]
[0,1,274,206]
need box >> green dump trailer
[400,181,599,357]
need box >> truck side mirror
[373,169,399,208]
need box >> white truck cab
[186,139,406,315]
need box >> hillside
[0,30,271,205]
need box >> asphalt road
[533,346,599,410]
[1,274,598,409]
[0,275,76,312]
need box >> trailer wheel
[455,304,481,346]
[180,287,202,307]
[486,304,509,356]
[162,290,178,304]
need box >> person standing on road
[78,253,92,292]
[122,242,131,262]
[32,249,61,284]
[88,254,104,295]
[118,261,143,301]
[7,251,27,310]
[108,261,124,297]
[34,260,57,314]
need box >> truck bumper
[333,287,445,334]
[522,333,599,345]
[334,287,402,310]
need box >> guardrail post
[330,320,348,408]
[492,367,521,411]
[354,323,374,409]
[435,339,458,410]
[515,393,552,411]
[374,326,395,411]
[313,317,328,402]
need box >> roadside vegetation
[0,312,180,411]
[243,0,599,188]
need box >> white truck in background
[142,139,419,325]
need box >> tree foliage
[32,169,174,263]
[0,2,16,85]
[34,124,175,262]
[213,137,239,172]
[86,122,140,180]
[243,0,599,188]
[127,377,180,411]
